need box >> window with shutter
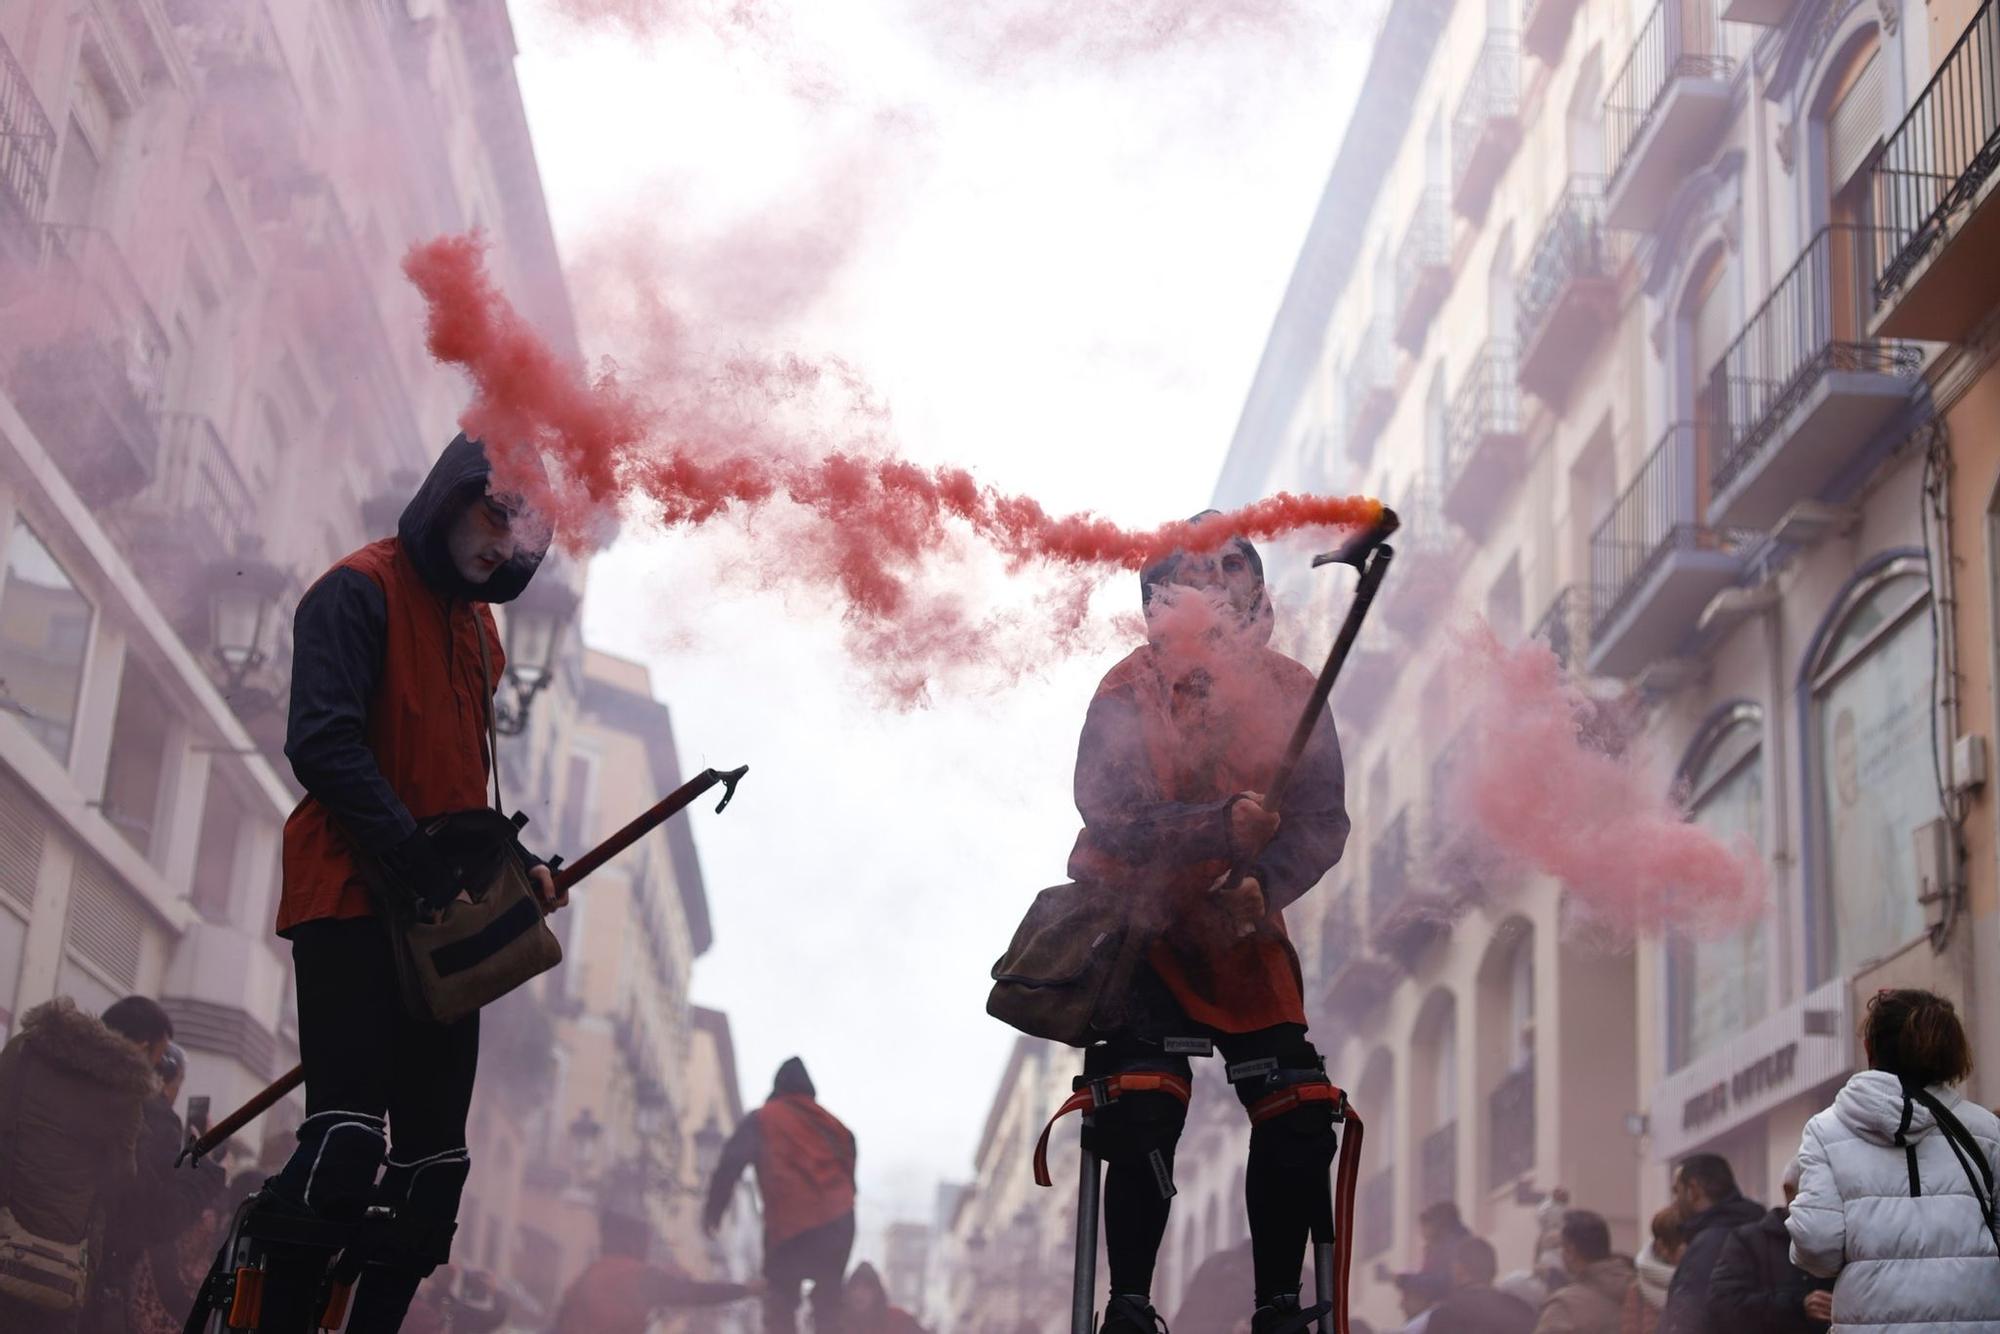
[0,769,45,909]
[64,851,144,988]
[1827,48,1884,198]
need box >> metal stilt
[1072,1141,1102,1334]
[1313,1239,1336,1334]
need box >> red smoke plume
[1450,624,1766,938]
[402,233,1378,699]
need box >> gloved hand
[379,827,463,915]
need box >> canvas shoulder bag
[985,881,1157,1048]
[362,610,563,1026]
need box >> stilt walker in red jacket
[1067,521,1350,1334]
[704,1058,858,1334]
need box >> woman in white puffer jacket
[1787,989,2000,1332]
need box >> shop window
[1668,709,1768,1069]
[0,524,94,763]
[1809,564,1936,980]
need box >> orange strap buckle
[1032,1072,1193,1187]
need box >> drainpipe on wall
[1921,418,1969,949]
[1764,600,1796,1000]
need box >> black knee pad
[1079,1087,1190,1166]
[1076,1046,1193,1167]
[268,1110,389,1220]
[375,1147,470,1269]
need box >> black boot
[1251,1293,1330,1334]
[1100,1293,1169,1333]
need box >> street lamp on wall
[495,574,579,736]
[207,542,289,696]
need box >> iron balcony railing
[1590,422,1709,635]
[1446,341,1522,478]
[1711,225,1919,495]
[0,35,54,231]
[1346,315,1398,454]
[1870,0,2000,302]
[1359,1167,1395,1260]
[1453,29,1522,195]
[1368,808,1412,933]
[1532,584,1590,671]
[1488,1062,1536,1187]
[146,413,258,560]
[1518,177,1617,354]
[1605,0,1736,192]
[1399,478,1456,559]
[1420,1121,1458,1210]
[1396,186,1451,320]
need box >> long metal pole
[1071,1141,1102,1334]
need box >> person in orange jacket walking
[704,1058,858,1334]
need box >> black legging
[268,917,481,1333]
[1086,1024,1336,1306]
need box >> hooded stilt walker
[242,435,562,1333]
[1065,518,1351,1334]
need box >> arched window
[1668,705,1768,1069]
[1506,933,1534,1071]
[1808,559,1937,980]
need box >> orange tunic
[277,538,504,933]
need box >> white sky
[510,0,1386,1253]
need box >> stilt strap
[1247,1079,1347,1125]
[1032,1073,1192,1188]
[1322,1106,1366,1334]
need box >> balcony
[1394,186,1452,351]
[7,227,168,505]
[1604,1,1738,230]
[118,413,258,564]
[1532,585,1592,672]
[1708,226,1919,529]
[1588,423,1747,679]
[1488,1063,1536,1188]
[1518,178,1621,406]
[1420,1121,1458,1209]
[1369,808,1450,964]
[1452,31,1522,220]
[1321,891,1401,1019]
[1359,1167,1395,1261]
[0,35,54,255]
[1522,0,1584,61]
[1869,0,2000,342]
[1442,341,1526,537]
[1382,482,1464,641]
[1346,318,1398,466]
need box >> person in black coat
[1660,1155,1764,1334]
[1706,1159,1830,1334]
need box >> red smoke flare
[402,232,1378,695]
